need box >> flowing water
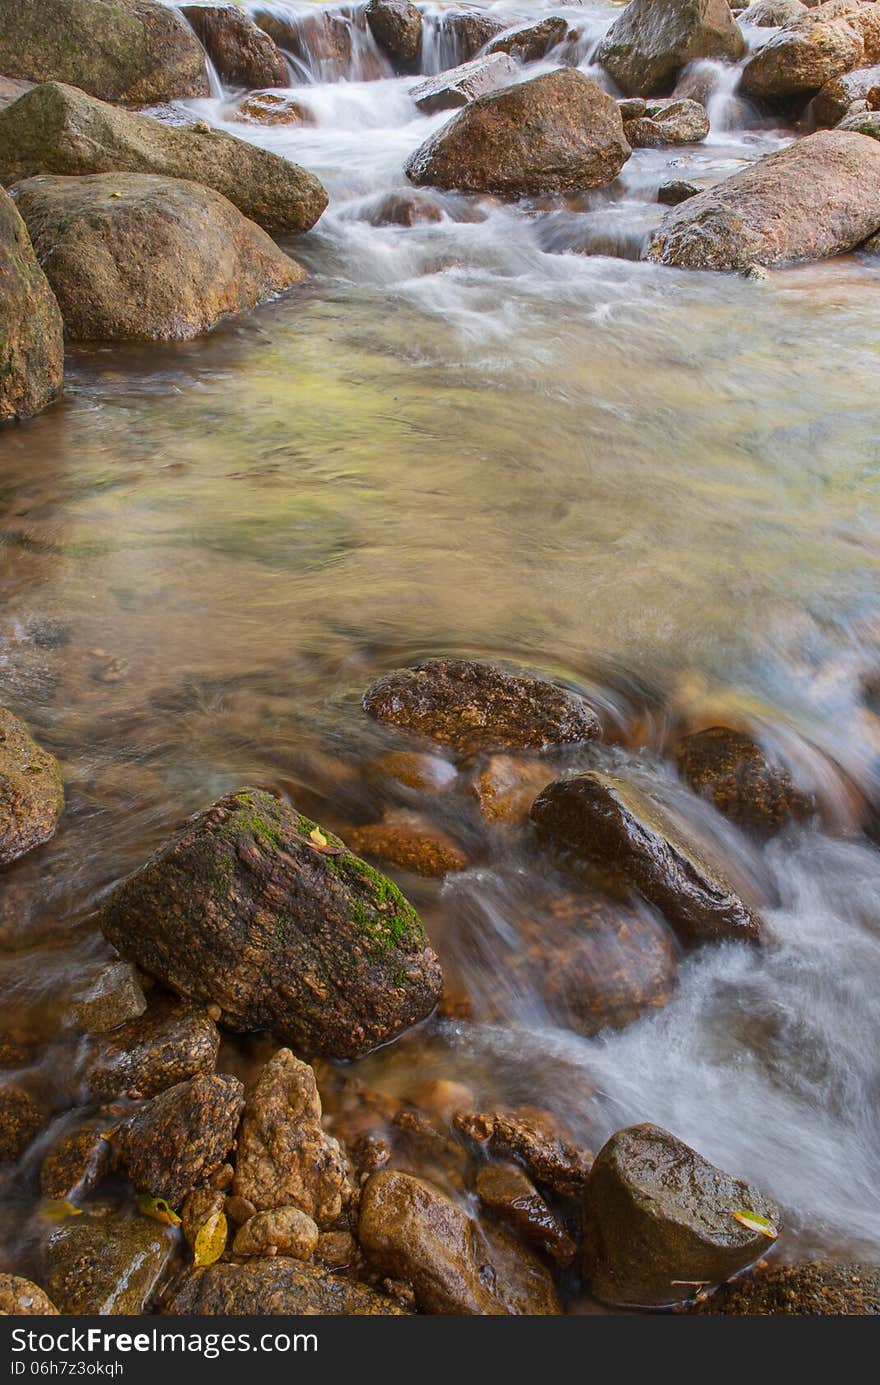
[2,0,880,1296]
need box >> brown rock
[624,97,710,145]
[74,959,146,1033]
[810,61,880,123]
[40,1122,110,1199]
[315,1230,358,1269]
[486,17,570,63]
[359,1169,561,1314]
[165,1257,409,1314]
[475,1162,576,1265]
[676,725,813,831]
[453,1108,593,1199]
[84,995,220,1102]
[0,77,35,109]
[645,130,880,269]
[364,658,599,754]
[114,1073,244,1207]
[252,8,354,80]
[597,0,745,97]
[739,0,809,22]
[693,1259,880,1313]
[12,173,304,343]
[470,755,556,825]
[440,10,507,64]
[740,1,866,101]
[0,1275,58,1314]
[366,750,458,791]
[361,191,445,226]
[99,790,442,1060]
[0,1082,49,1163]
[348,812,469,878]
[233,1049,351,1227]
[658,178,701,204]
[0,707,63,861]
[405,69,631,198]
[411,53,520,114]
[366,0,423,71]
[232,1206,319,1260]
[583,1123,780,1307]
[43,1207,177,1314]
[181,6,288,89]
[228,90,313,127]
[180,1185,225,1252]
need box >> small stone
[44,1207,177,1315]
[0,708,64,865]
[348,812,468,878]
[114,1073,245,1207]
[74,960,147,1033]
[84,995,220,1102]
[676,726,813,830]
[181,1186,226,1251]
[453,1108,593,1200]
[658,179,701,205]
[40,1122,110,1200]
[476,1163,576,1265]
[470,755,557,825]
[315,1230,357,1269]
[232,1207,319,1260]
[0,1274,58,1314]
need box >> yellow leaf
[732,1208,778,1239]
[309,826,328,847]
[193,1208,227,1267]
[40,1199,83,1222]
[137,1193,182,1226]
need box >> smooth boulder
[366,0,423,71]
[0,707,63,861]
[0,0,209,104]
[811,62,880,123]
[411,53,520,114]
[181,6,288,89]
[739,0,809,23]
[486,17,570,63]
[676,725,812,831]
[0,83,328,233]
[624,96,710,144]
[43,1209,177,1314]
[582,1124,780,1307]
[596,0,745,97]
[0,190,63,421]
[12,173,304,343]
[99,789,442,1059]
[405,69,631,197]
[645,129,880,268]
[740,1,866,101]
[530,770,763,945]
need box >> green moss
[344,856,425,952]
[210,853,234,899]
[226,792,284,849]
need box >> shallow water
[2,0,880,1294]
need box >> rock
[232,1207,319,1260]
[453,1108,593,1199]
[596,0,745,97]
[43,1207,177,1314]
[228,90,313,126]
[0,707,64,859]
[694,1259,880,1313]
[253,8,355,80]
[84,995,220,1102]
[0,77,35,109]
[440,10,508,63]
[366,750,458,792]
[361,191,444,226]
[740,2,866,101]
[624,96,710,145]
[366,0,423,71]
[0,83,328,233]
[839,106,880,134]
[12,172,304,344]
[811,61,880,122]
[469,755,557,825]
[358,1170,561,1315]
[99,790,442,1059]
[645,130,880,268]
[475,1163,576,1266]
[530,771,763,945]
[658,178,702,203]
[74,959,146,1033]
[315,1230,358,1269]
[405,69,631,198]
[165,1257,408,1314]
[348,812,468,878]
[486,17,570,63]
[233,1049,351,1226]
[582,1124,780,1307]
[40,1122,110,1199]
[0,1275,58,1314]
[676,726,813,831]
[181,6,288,89]
[364,658,600,754]
[180,1186,225,1252]
[0,0,209,104]
[411,53,520,114]
[114,1074,244,1207]
[739,0,809,22]
[0,1083,49,1163]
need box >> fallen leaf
[193,1208,227,1267]
[309,827,328,847]
[732,1208,778,1239]
[39,1199,83,1222]
[137,1193,181,1226]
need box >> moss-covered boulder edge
[99,788,442,1059]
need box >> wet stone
[180,1185,225,1252]
[0,708,64,865]
[475,1162,576,1266]
[40,1121,111,1200]
[658,179,701,204]
[114,1073,244,1208]
[469,754,557,825]
[165,1258,409,1314]
[676,725,814,832]
[486,17,571,63]
[0,1082,49,1163]
[411,53,520,114]
[348,812,469,878]
[228,90,313,126]
[692,1259,880,1314]
[453,1108,593,1200]
[43,1207,177,1315]
[232,1206,319,1260]
[83,995,220,1102]
[0,1274,58,1314]
[74,959,147,1033]
[365,749,458,792]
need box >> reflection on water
[2,0,880,1289]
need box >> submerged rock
[363,658,600,754]
[694,1259,880,1313]
[469,754,557,825]
[361,190,445,225]
[0,707,64,862]
[114,1073,245,1207]
[676,726,813,831]
[811,62,880,124]
[740,1,866,102]
[0,0,207,104]
[0,1275,58,1314]
[596,0,745,97]
[411,53,520,114]
[40,1121,111,1200]
[99,791,441,1059]
[582,1124,780,1307]
[232,1207,319,1260]
[228,90,313,126]
[530,771,763,945]
[0,1082,49,1163]
[12,173,304,343]
[165,1257,408,1314]
[453,1108,593,1199]
[366,0,423,71]
[405,69,631,198]
[624,97,710,145]
[645,130,880,268]
[475,1163,576,1266]
[232,1049,351,1226]
[0,83,328,233]
[84,995,220,1101]
[181,5,288,90]
[486,17,570,63]
[358,1170,561,1314]
[43,1208,177,1314]
[349,812,469,878]
[0,190,63,422]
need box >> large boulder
[645,129,880,268]
[596,0,745,97]
[530,771,763,946]
[810,61,880,123]
[0,0,209,104]
[582,1124,780,1307]
[11,173,304,343]
[486,17,571,63]
[740,0,867,101]
[363,657,600,753]
[676,726,813,831]
[411,53,520,114]
[113,1074,245,1207]
[366,0,423,71]
[181,6,288,89]
[694,1260,880,1313]
[0,707,63,861]
[165,1258,408,1314]
[0,83,328,233]
[99,789,442,1059]
[0,191,63,421]
[358,1170,561,1314]
[43,1208,177,1314]
[405,69,631,197]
